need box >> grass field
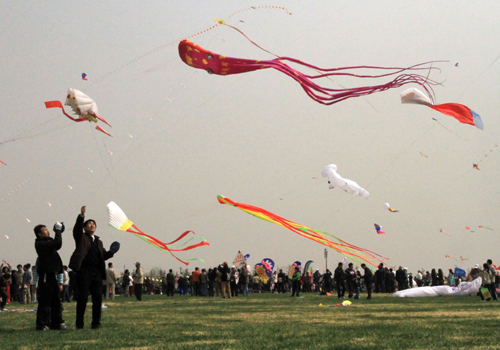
[1,292,500,349]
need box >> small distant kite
[473,164,480,170]
[440,229,451,237]
[4,235,9,239]
[107,201,209,265]
[82,73,88,81]
[383,203,398,212]
[374,224,385,234]
[45,88,112,137]
[420,152,429,158]
[479,225,494,231]
[322,164,369,198]
[401,88,483,130]
[68,185,73,190]
[455,63,459,67]
[26,218,30,223]
[47,202,52,207]
[0,159,6,165]
[179,40,440,106]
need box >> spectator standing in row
[166,269,175,297]
[105,263,116,301]
[334,262,346,299]
[219,262,231,299]
[34,222,65,330]
[61,266,70,303]
[361,263,373,300]
[133,262,144,301]
[22,263,32,304]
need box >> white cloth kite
[393,277,482,297]
[321,164,369,199]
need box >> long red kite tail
[164,230,195,245]
[95,125,112,137]
[44,101,86,122]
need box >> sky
[1,1,499,275]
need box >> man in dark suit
[34,222,65,330]
[69,206,116,329]
[361,263,373,300]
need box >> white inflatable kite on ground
[321,164,369,199]
[393,277,481,297]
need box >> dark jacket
[218,264,230,282]
[345,267,356,282]
[334,267,346,281]
[363,267,373,284]
[396,269,405,282]
[69,214,113,279]
[35,230,64,274]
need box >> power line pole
[324,248,328,271]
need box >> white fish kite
[321,164,369,199]
[394,277,481,297]
[400,88,483,130]
[45,88,112,137]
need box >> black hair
[33,224,46,237]
[108,262,112,268]
[2,273,11,280]
[487,259,493,264]
[83,219,96,227]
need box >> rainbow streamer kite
[107,201,209,265]
[217,195,388,267]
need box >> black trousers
[365,282,372,299]
[336,280,346,298]
[76,269,103,328]
[347,280,355,297]
[135,283,143,301]
[488,283,498,301]
[0,289,7,309]
[291,280,300,296]
[208,281,214,297]
[36,273,62,329]
[167,283,175,296]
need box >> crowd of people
[1,207,498,331]
[3,260,497,308]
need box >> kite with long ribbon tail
[179,39,441,106]
[107,201,209,265]
[45,88,112,137]
[217,195,388,268]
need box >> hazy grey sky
[1,1,499,274]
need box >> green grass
[2,293,500,349]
